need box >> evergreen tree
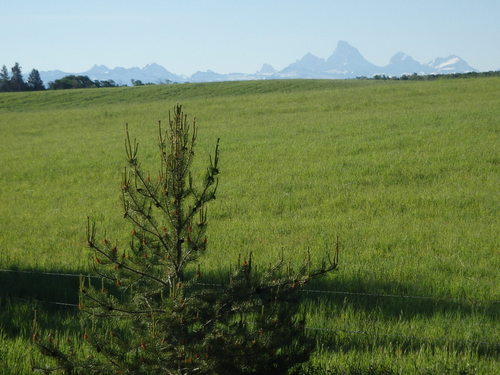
[35,105,338,374]
[10,62,27,91]
[27,69,45,91]
[0,65,10,91]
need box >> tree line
[0,63,45,92]
[0,62,168,91]
[366,70,500,81]
[0,62,124,92]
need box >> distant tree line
[0,62,174,92]
[360,70,500,81]
[48,75,119,89]
[48,77,172,89]
[131,78,173,86]
[0,62,125,92]
[0,63,45,92]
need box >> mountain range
[38,41,478,85]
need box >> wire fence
[0,268,99,279]
[2,267,499,351]
[1,268,498,304]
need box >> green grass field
[0,78,499,374]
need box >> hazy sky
[2,0,499,75]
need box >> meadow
[0,77,499,374]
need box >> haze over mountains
[39,41,478,85]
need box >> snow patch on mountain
[434,57,461,69]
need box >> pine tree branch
[123,189,173,257]
[124,206,170,252]
[132,166,175,225]
[181,180,216,229]
[91,263,117,282]
[89,242,170,289]
[83,292,165,315]
[181,139,219,230]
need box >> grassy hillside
[0,78,499,373]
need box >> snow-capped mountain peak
[435,56,460,69]
[427,55,476,73]
[37,41,480,85]
[385,52,433,75]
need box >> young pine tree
[35,105,338,375]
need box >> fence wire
[0,268,99,279]
[2,268,498,304]
[3,269,499,352]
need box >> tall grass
[0,78,499,373]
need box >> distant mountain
[277,41,476,79]
[189,70,259,83]
[258,63,276,75]
[190,70,227,82]
[324,41,379,77]
[427,55,476,73]
[277,41,477,79]
[39,64,184,86]
[39,69,73,85]
[384,52,434,76]
[82,63,183,84]
[38,41,478,86]
[280,53,328,78]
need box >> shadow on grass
[301,275,499,320]
[1,266,498,319]
[1,267,498,359]
[0,267,88,305]
[0,296,81,339]
[194,269,499,322]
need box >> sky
[1,0,499,75]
